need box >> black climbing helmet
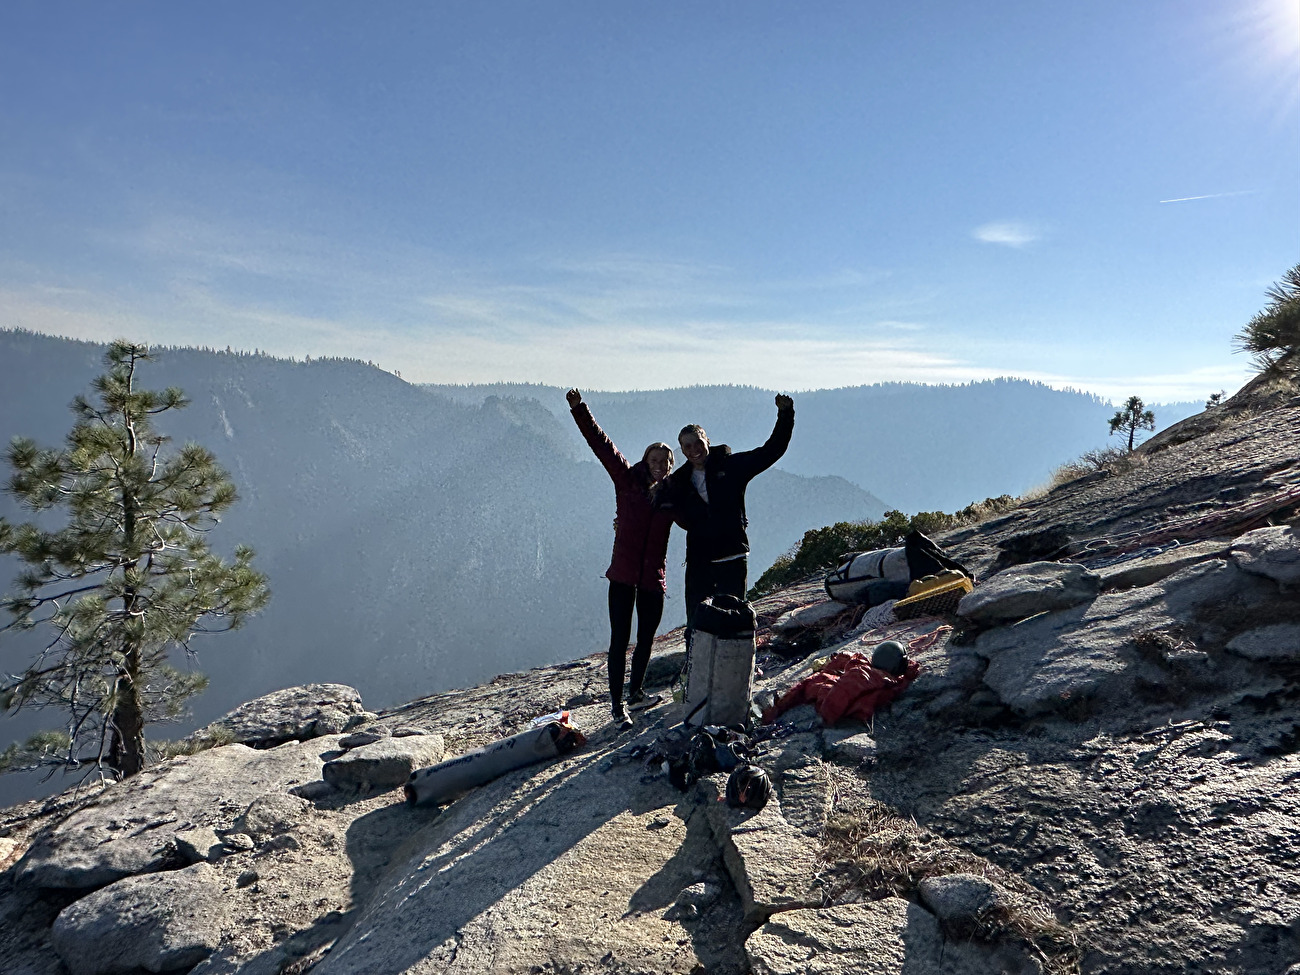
[725,764,773,811]
[871,640,908,676]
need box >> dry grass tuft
[819,800,1080,974]
[149,724,237,761]
[1049,445,1148,489]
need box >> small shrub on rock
[819,797,1078,974]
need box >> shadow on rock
[316,717,698,974]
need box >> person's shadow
[316,713,703,973]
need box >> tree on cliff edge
[0,341,268,779]
[1108,395,1155,452]
[1236,262,1300,372]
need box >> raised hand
[775,393,794,412]
[566,388,582,408]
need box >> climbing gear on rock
[907,625,953,655]
[651,725,757,792]
[825,531,971,606]
[824,548,910,603]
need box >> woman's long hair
[642,442,675,467]
[642,442,675,497]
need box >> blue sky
[1,1,1296,401]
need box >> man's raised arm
[733,394,795,480]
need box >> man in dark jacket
[661,394,794,642]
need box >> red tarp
[763,651,920,726]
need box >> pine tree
[1108,395,1156,452]
[1235,262,1300,371]
[0,341,269,779]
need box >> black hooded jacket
[659,405,794,564]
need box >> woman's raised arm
[567,388,630,479]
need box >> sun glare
[1208,0,1300,124]
[1231,0,1300,69]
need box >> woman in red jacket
[568,389,675,728]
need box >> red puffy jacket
[572,403,675,592]
[763,651,920,726]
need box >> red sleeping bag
[763,651,920,726]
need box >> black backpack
[663,728,755,792]
[903,529,971,580]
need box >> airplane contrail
[1158,190,1253,204]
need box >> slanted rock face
[233,793,313,843]
[745,900,922,975]
[1225,623,1300,661]
[16,739,328,890]
[174,827,224,864]
[206,683,368,747]
[0,835,21,869]
[827,732,877,765]
[970,559,1274,717]
[744,897,1039,975]
[958,561,1103,625]
[313,727,748,975]
[1232,526,1300,585]
[1097,539,1232,590]
[51,862,228,975]
[698,773,822,922]
[776,764,833,838]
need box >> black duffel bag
[693,593,757,638]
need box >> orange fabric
[762,651,920,726]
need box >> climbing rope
[907,625,953,655]
[1060,483,1300,565]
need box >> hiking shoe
[611,703,633,728]
[627,690,662,711]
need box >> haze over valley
[0,328,1203,799]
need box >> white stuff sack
[824,547,910,603]
[685,631,756,728]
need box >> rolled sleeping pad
[404,720,586,807]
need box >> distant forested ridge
[426,381,1202,514]
[0,330,884,802]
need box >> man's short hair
[678,423,708,443]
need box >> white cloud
[0,282,1253,404]
[0,205,1245,404]
[973,221,1040,247]
[0,284,973,391]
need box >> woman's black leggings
[608,581,664,705]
